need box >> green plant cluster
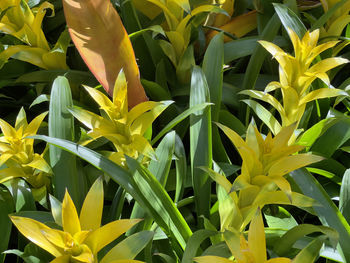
[0,0,350,262]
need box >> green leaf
[174,134,187,203]
[129,131,176,233]
[311,0,350,31]
[30,94,50,108]
[155,253,177,263]
[142,79,171,101]
[176,45,195,84]
[0,187,13,263]
[224,37,259,64]
[4,180,36,212]
[297,117,339,150]
[240,13,281,122]
[4,242,52,263]
[203,33,229,163]
[307,167,342,185]
[290,169,350,262]
[149,131,176,186]
[264,206,298,230]
[129,25,166,39]
[311,117,350,157]
[202,217,221,245]
[340,169,350,223]
[33,135,192,252]
[182,230,218,263]
[151,103,212,145]
[219,110,246,136]
[106,186,125,222]
[273,3,307,39]
[49,195,62,226]
[16,70,97,87]
[49,76,82,207]
[292,236,326,263]
[203,32,223,121]
[126,156,192,254]
[242,99,281,135]
[190,66,212,220]
[100,231,153,262]
[274,224,338,256]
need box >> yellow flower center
[64,238,83,257]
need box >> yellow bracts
[70,71,172,166]
[0,0,69,69]
[206,122,320,231]
[242,28,348,129]
[195,209,292,263]
[0,108,51,193]
[320,0,350,37]
[10,178,143,263]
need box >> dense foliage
[1,0,350,262]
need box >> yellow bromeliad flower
[11,177,144,263]
[0,0,69,69]
[219,122,322,201]
[206,122,320,230]
[70,71,172,166]
[320,0,350,37]
[0,108,51,193]
[133,0,224,73]
[194,209,292,263]
[241,28,348,129]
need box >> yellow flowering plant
[0,108,51,199]
[69,70,172,166]
[205,122,321,231]
[241,28,348,131]
[0,0,70,69]
[194,208,334,263]
[10,177,147,263]
[320,0,350,37]
[133,0,225,69]
[194,209,293,263]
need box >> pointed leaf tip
[62,0,148,108]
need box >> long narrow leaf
[293,237,326,263]
[340,169,350,223]
[203,33,229,163]
[273,3,307,38]
[311,118,350,157]
[182,230,218,263]
[49,76,81,206]
[174,134,187,203]
[240,14,281,122]
[190,66,212,220]
[290,169,350,262]
[224,37,259,64]
[274,224,338,256]
[151,103,212,145]
[242,99,281,135]
[100,231,153,262]
[311,0,350,31]
[0,188,13,263]
[203,32,224,121]
[129,131,176,233]
[126,156,192,254]
[32,136,192,253]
